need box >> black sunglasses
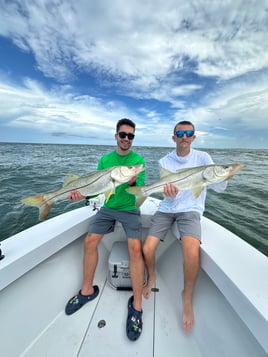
[118,132,135,140]
[175,130,195,138]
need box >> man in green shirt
[65,118,146,341]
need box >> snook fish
[126,163,245,207]
[22,164,144,220]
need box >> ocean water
[0,143,267,257]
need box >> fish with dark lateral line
[126,163,245,207]
[21,164,144,220]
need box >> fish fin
[160,168,173,178]
[105,189,115,202]
[126,186,147,207]
[21,194,52,221]
[192,186,204,199]
[63,173,81,187]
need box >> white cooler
[108,241,147,290]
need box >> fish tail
[126,186,147,207]
[21,194,52,221]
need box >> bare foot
[182,290,194,333]
[142,274,155,299]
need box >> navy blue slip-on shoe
[65,285,99,315]
[126,295,143,341]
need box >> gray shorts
[89,207,142,239]
[148,211,201,242]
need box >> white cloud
[0,1,268,148]
[0,76,167,145]
[2,0,268,87]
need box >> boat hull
[0,198,267,356]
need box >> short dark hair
[116,118,136,132]
[174,120,195,134]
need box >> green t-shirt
[97,150,145,210]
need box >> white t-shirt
[158,148,227,215]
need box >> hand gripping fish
[126,163,245,207]
[21,164,144,220]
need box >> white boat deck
[20,237,266,357]
[18,275,207,357]
[0,200,267,357]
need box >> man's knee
[128,239,142,258]
[84,233,102,251]
[142,236,159,258]
[182,236,200,261]
[142,240,151,257]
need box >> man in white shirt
[142,120,230,333]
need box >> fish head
[211,163,245,181]
[111,164,145,183]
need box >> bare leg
[128,238,144,311]
[181,236,200,333]
[142,235,160,299]
[81,233,103,296]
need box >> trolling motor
[0,243,5,260]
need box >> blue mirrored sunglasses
[175,130,195,138]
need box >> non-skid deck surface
[78,282,154,357]
[23,276,201,357]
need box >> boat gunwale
[0,200,267,354]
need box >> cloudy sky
[0,0,268,149]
